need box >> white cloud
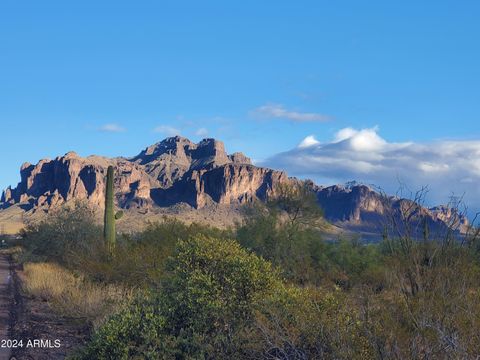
[298,135,320,148]
[418,162,450,173]
[99,123,126,133]
[153,125,181,136]
[333,127,358,142]
[264,127,480,214]
[251,103,330,122]
[195,127,209,137]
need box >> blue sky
[1,1,479,212]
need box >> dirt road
[0,255,12,360]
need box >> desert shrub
[247,239,480,359]
[20,201,102,264]
[237,202,384,288]
[22,262,131,327]
[321,239,385,289]
[71,218,232,287]
[237,203,326,285]
[76,235,282,359]
[382,242,480,358]
[19,206,233,288]
[247,285,374,359]
[73,292,167,360]
[341,231,480,359]
[76,234,387,359]
[139,217,233,244]
[162,235,280,357]
[0,245,24,261]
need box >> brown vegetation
[21,262,131,328]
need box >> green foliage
[160,235,281,358]
[76,235,282,359]
[250,285,374,359]
[114,210,124,220]
[236,203,280,261]
[322,239,385,289]
[164,235,278,335]
[269,182,324,231]
[76,233,385,359]
[237,198,382,287]
[72,292,167,360]
[20,201,102,264]
[20,180,480,359]
[73,218,230,287]
[57,205,480,359]
[22,212,231,288]
[237,182,331,285]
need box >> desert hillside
[0,136,468,238]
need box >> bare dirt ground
[0,255,90,360]
[0,255,12,360]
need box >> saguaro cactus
[104,166,123,254]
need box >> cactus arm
[115,211,124,220]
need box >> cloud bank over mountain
[264,127,480,215]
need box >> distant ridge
[1,136,287,211]
[0,136,469,238]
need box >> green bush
[69,217,232,287]
[237,203,384,288]
[76,235,282,359]
[249,285,374,359]
[237,203,325,285]
[20,201,102,264]
[72,292,166,360]
[322,239,385,289]
[163,236,279,355]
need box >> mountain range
[0,136,469,239]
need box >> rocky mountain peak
[316,183,470,237]
[0,138,470,239]
[132,136,194,165]
[190,138,230,169]
[63,151,80,159]
[129,137,252,187]
[229,152,251,165]
[20,162,33,171]
[0,137,279,214]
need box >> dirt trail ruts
[9,262,90,360]
[0,255,13,360]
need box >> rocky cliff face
[0,136,469,237]
[316,184,470,236]
[0,137,287,213]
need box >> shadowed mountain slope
[0,136,469,238]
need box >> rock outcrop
[1,137,286,212]
[316,184,470,236]
[0,136,469,238]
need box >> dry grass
[22,262,132,327]
[0,245,23,256]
